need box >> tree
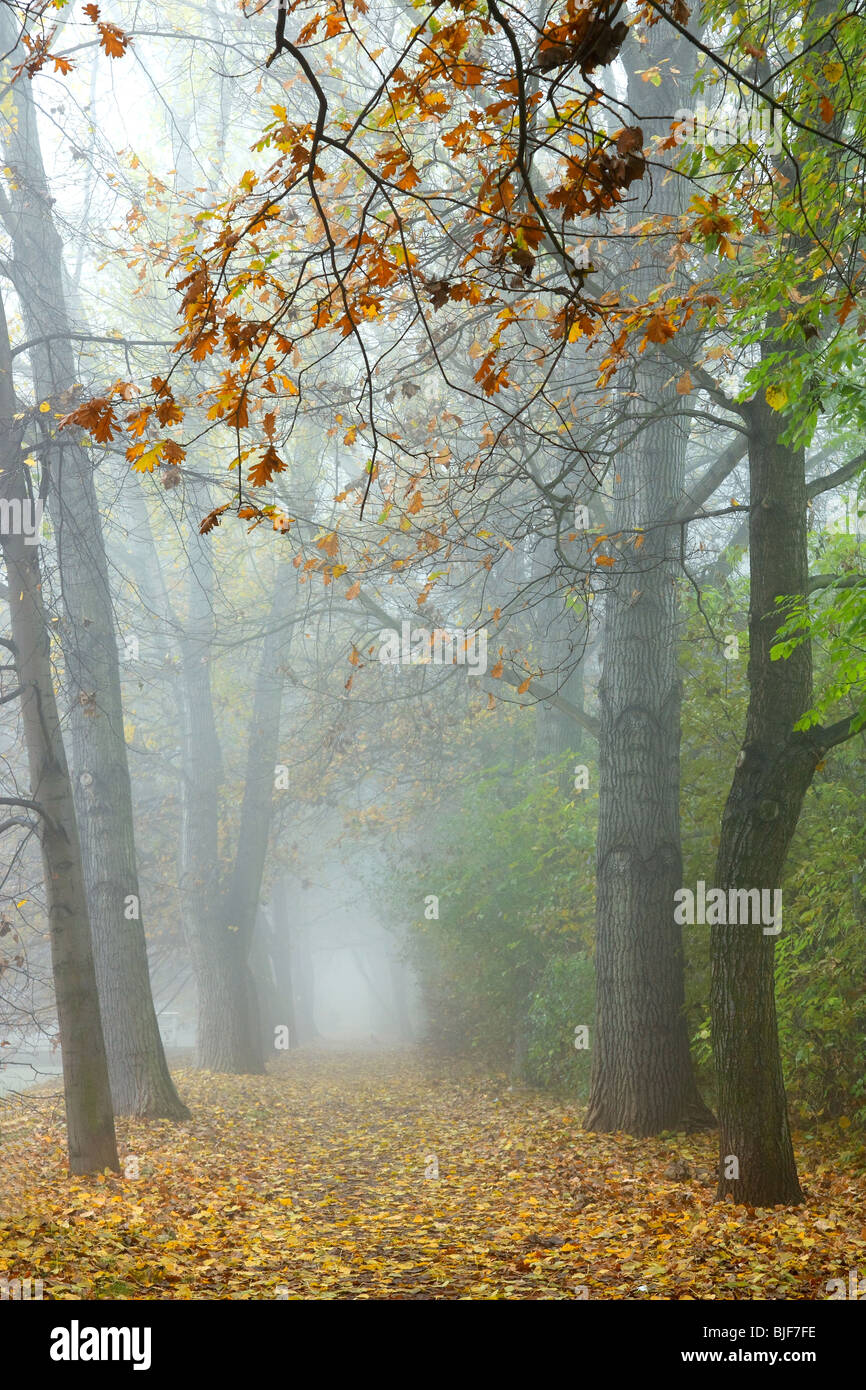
[55,0,866,1190]
[657,0,866,1202]
[0,290,118,1175]
[65,0,714,1127]
[584,18,715,1134]
[0,9,188,1118]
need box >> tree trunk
[586,386,712,1131]
[586,27,712,1134]
[210,567,297,1069]
[250,903,298,1052]
[179,496,294,1072]
[708,0,847,1209]
[710,383,811,1205]
[0,32,188,1117]
[176,516,246,1070]
[0,294,118,1174]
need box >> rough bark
[0,293,118,1174]
[0,48,187,1117]
[710,6,846,1205]
[585,28,713,1134]
[710,382,812,1205]
[586,379,713,1132]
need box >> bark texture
[0,43,187,1117]
[0,294,118,1174]
[586,27,712,1134]
[710,381,812,1205]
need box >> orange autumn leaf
[162,439,186,464]
[644,313,677,346]
[98,22,130,58]
[248,446,287,488]
[316,531,340,559]
[59,397,117,443]
[200,505,229,535]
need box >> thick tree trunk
[708,1,847,1210]
[586,28,712,1134]
[1,37,187,1117]
[586,386,713,1133]
[710,386,812,1206]
[0,298,118,1175]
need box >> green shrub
[524,953,595,1097]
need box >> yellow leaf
[765,384,788,411]
[131,442,164,474]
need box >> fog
[0,0,864,1325]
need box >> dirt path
[0,1049,863,1298]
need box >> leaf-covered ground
[1,1049,864,1299]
